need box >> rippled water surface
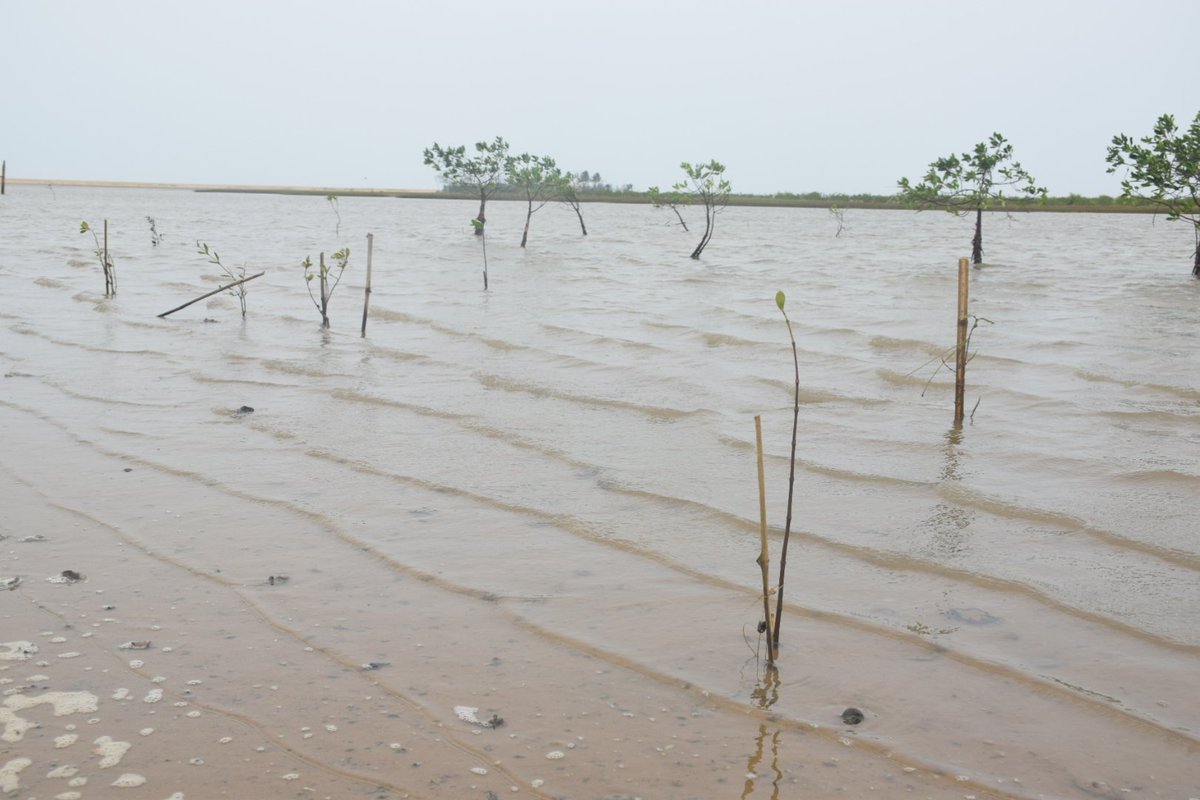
[1,186,1197,799]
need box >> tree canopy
[1105,111,1200,276]
[898,133,1045,264]
[423,136,510,233]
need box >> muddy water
[1,186,1197,799]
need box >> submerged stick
[754,415,776,664]
[953,257,970,426]
[157,272,265,318]
[361,232,374,337]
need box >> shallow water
[1,186,1197,799]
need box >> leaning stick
[157,272,265,318]
[754,415,776,664]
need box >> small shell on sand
[545,750,565,760]
[110,773,146,787]
[281,773,300,781]
[139,728,154,736]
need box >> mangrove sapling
[772,291,800,649]
[79,220,116,297]
[506,152,562,248]
[1106,111,1200,276]
[424,136,510,235]
[898,133,1045,265]
[326,194,342,236]
[674,161,730,259]
[196,241,249,317]
[557,171,589,235]
[829,206,846,237]
[147,216,163,246]
[304,247,350,328]
[471,219,489,290]
[646,185,690,231]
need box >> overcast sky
[5,0,1198,196]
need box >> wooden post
[360,232,374,337]
[1,160,6,195]
[319,252,329,328]
[754,415,776,664]
[953,257,970,426]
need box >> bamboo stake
[754,415,776,664]
[953,257,970,426]
[157,272,265,318]
[361,232,374,337]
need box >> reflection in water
[928,426,976,558]
[742,668,782,799]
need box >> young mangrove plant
[772,290,800,649]
[304,247,350,328]
[326,194,342,236]
[79,220,116,297]
[197,241,249,317]
[646,185,690,231]
[829,205,846,237]
[505,152,562,248]
[1106,111,1200,276]
[898,133,1045,265]
[147,216,163,246]
[675,160,730,259]
[424,136,510,235]
[556,170,589,236]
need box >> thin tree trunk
[673,207,689,232]
[574,204,588,235]
[1192,236,1199,277]
[772,312,801,648]
[475,188,486,236]
[971,207,983,265]
[521,200,532,248]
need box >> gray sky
[5,0,1198,196]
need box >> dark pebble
[841,707,864,725]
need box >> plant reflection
[742,668,783,799]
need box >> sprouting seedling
[471,218,489,290]
[197,241,249,317]
[304,247,350,328]
[326,195,341,236]
[772,290,800,649]
[147,216,163,246]
[80,220,116,297]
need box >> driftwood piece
[158,272,265,318]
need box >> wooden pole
[360,232,374,337]
[157,272,265,318]
[1,160,6,195]
[953,257,970,426]
[754,415,776,664]
[319,252,329,328]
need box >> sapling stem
[772,291,800,648]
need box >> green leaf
[775,291,786,311]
